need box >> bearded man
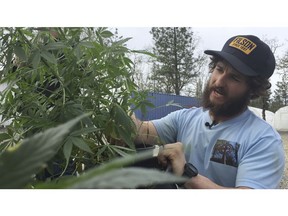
[132,35,285,189]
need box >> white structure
[248,106,275,127]
[274,106,288,132]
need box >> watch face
[184,163,198,178]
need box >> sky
[117,27,288,93]
[118,27,288,52]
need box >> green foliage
[51,167,185,189]
[272,75,288,111]
[271,50,288,112]
[249,88,272,120]
[0,115,187,189]
[270,84,287,113]
[150,27,205,95]
[0,114,88,188]
[0,27,152,182]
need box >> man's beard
[202,81,251,118]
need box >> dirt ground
[279,132,288,189]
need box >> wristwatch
[177,163,198,188]
[182,163,198,178]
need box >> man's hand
[157,142,186,176]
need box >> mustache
[210,86,227,96]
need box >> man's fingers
[157,148,168,167]
[157,143,179,167]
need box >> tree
[0,27,188,189]
[250,88,272,120]
[149,27,205,95]
[250,37,282,118]
[261,88,271,120]
[130,53,154,92]
[271,49,288,112]
[0,27,151,180]
[271,76,288,111]
[277,50,288,105]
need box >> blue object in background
[134,92,200,121]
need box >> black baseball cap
[204,35,275,78]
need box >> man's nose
[214,73,227,87]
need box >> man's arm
[131,114,160,146]
[184,175,252,189]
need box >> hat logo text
[229,37,257,55]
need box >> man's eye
[216,66,223,71]
[232,76,240,82]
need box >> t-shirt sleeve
[151,109,184,144]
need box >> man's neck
[209,106,248,124]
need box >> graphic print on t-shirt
[210,139,240,167]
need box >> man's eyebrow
[216,62,225,68]
[218,61,245,78]
[229,67,242,75]
[230,68,247,80]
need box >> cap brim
[204,50,258,77]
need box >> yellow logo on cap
[229,37,257,54]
